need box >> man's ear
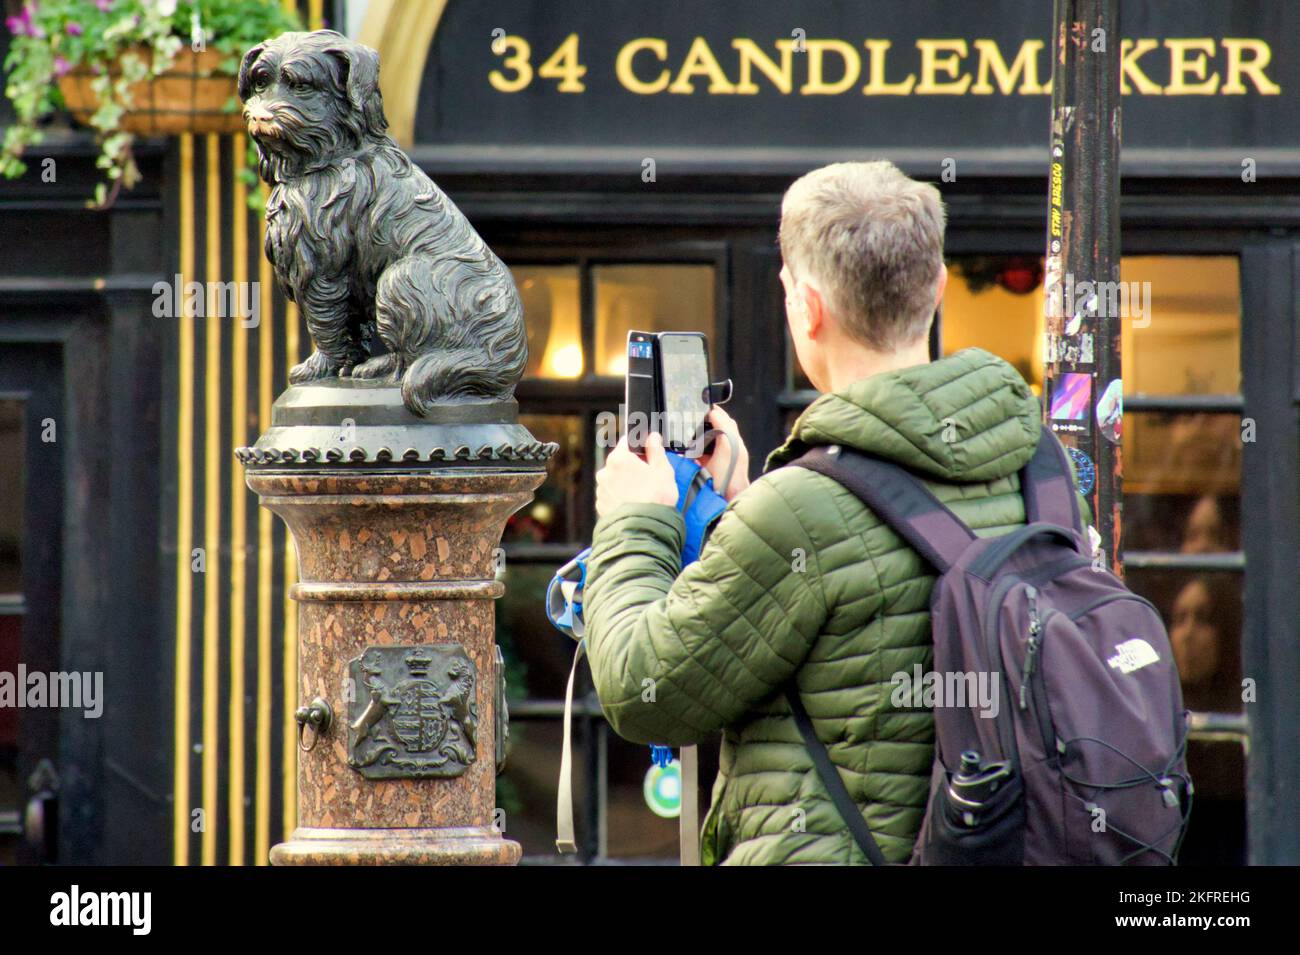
[325,39,388,136]
[934,262,949,310]
[237,43,266,102]
[802,282,827,340]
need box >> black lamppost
[1042,0,1123,573]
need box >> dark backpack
[787,427,1192,865]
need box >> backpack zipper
[1019,585,1043,711]
[981,574,1024,771]
[1017,586,1061,758]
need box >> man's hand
[697,405,751,501]
[596,432,679,517]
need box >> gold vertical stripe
[309,0,324,31]
[255,179,273,865]
[201,134,222,866]
[173,133,195,867]
[283,297,299,841]
[228,135,249,866]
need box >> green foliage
[3,0,301,208]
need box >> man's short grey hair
[779,161,946,351]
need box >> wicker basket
[57,47,242,136]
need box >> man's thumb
[645,431,668,462]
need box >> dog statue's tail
[401,344,519,417]
[385,253,528,417]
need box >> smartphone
[623,330,713,455]
[657,332,712,454]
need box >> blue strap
[666,451,729,566]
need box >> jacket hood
[765,347,1043,482]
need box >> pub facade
[0,0,1295,865]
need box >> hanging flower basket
[2,0,303,208]
[57,46,242,136]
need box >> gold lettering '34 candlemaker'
[236,29,555,865]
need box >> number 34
[490,33,587,93]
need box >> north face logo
[1108,638,1160,674]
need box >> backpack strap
[785,687,890,866]
[793,445,976,574]
[1021,426,1084,534]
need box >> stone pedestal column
[239,380,553,865]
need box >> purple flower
[5,3,35,36]
[96,0,114,11]
[14,3,44,38]
[66,22,84,37]
[53,56,71,78]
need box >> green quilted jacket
[584,348,1086,865]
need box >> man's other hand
[698,405,751,501]
[596,433,679,517]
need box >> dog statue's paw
[349,352,403,382]
[289,350,346,384]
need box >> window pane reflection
[513,266,582,379]
[594,265,715,377]
[1121,257,1240,396]
[1126,412,1242,497]
[942,256,1044,393]
[1125,493,1240,553]
[495,563,580,702]
[504,415,583,545]
[1126,567,1243,714]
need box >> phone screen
[658,333,712,454]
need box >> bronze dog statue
[239,30,527,415]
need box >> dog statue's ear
[237,43,267,102]
[325,40,388,137]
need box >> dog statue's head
[240,30,389,182]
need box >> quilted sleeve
[582,472,833,746]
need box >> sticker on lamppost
[643,759,683,818]
[1097,378,1123,444]
[1068,446,1096,496]
[1049,371,1093,436]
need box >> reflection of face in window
[1181,495,1228,553]
[1170,579,1218,686]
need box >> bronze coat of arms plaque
[347,645,478,780]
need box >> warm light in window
[546,343,583,378]
[604,353,628,377]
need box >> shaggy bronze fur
[240,30,526,414]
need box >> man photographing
[585,160,1074,865]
